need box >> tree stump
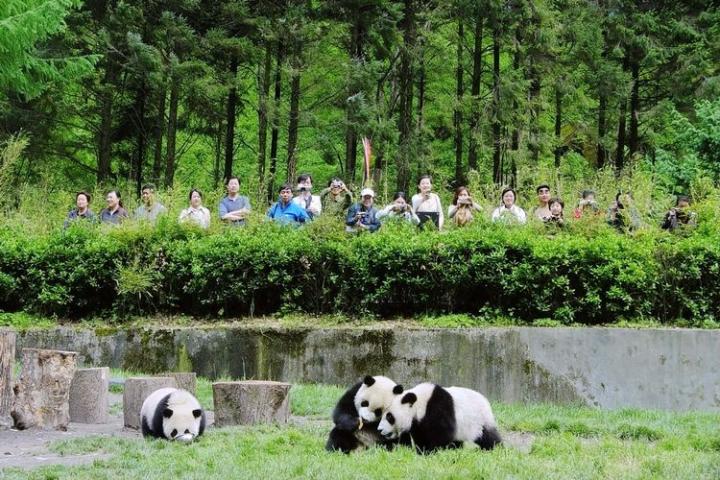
[212,380,291,427]
[158,372,196,395]
[123,377,177,429]
[69,367,110,424]
[0,329,15,430]
[11,348,77,430]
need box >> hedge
[1,219,719,325]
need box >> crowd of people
[62,174,698,234]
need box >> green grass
[2,381,719,479]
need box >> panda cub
[377,382,501,454]
[140,387,206,442]
[325,375,402,453]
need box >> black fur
[392,385,404,395]
[143,393,172,439]
[326,380,395,453]
[399,385,457,454]
[475,425,502,450]
[363,376,375,387]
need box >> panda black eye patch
[387,413,395,425]
[360,400,369,407]
[170,429,178,438]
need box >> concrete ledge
[14,326,720,411]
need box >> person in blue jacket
[345,188,381,233]
[268,183,310,226]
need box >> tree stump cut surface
[123,377,177,429]
[11,348,78,431]
[213,380,291,427]
[0,329,15,430]
[69,367,110,424]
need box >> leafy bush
[1,217,720,325]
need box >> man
[135,183,167,223]
[533,184,552,221]
[292,173,321,219]
[346,188,381,233]
[320,178,353,216]
[268,183,310,226]
[219,176,251,226]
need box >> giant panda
[325,375,403,453]
[377,382,501,454]
[140,387,206,442]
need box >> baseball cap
[360,188,375,197]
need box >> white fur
[377,382,436,439]
[354,376,397,423]
[140,387,204,441]
[445,386,497,442]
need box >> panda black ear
[163,408,174,419]
[392,385,404,395]
[192,409,202,418]
[363,376,376,387]
[401,393,417,406]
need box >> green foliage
[2,211,720,325]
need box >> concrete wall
[13,326,720,411]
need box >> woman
[64,191,96,228]
[99,190,128,224]
[411,175,444,229]
[546,198,565,226]
[491,188,527,225]
[179,189,211,229]
[448,186,483,227]
[377,192,420,225]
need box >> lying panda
[325,375,402,453]
[377,382,501,454]
[140,387,206,442]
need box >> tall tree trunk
[267,41,283,202]
[467,12,483,172]
[416,39,426,133]
[257,41,273,187]
[152,80,166,184]
[224,55,239,182]
[213,118,223,188]
[510,28,522,151]
[396,0,416,193]
[492,25,502,184]
[528,62,541,164]
[286,39,303,183]
[554,82,562,168]
[132,81,147,198]
[454,20,464,184]
[97,57,120,182]
[597,91,607,169]
[165,73,179,188]
[615,57,629,172]
[628,59,640,157]
[345,12,363,182]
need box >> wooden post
[123,377,177,429]
[69,367,110,424]
[0,329,15,429]
[213,380,291,427]
[11,348,77,430]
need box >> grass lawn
[1,379,719,479]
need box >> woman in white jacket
[491,187,527,225]
[411,175,444,230]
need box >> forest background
[2,0,720,218]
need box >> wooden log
[0,329,15,430]
[158,372,196,395]
[11,348,78,430]
[69,367,110,424]
[212,380,291,427]
[123,376,177,429]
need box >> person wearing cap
[320,177,353,216]
[268,183,310,226]
[346,187,381,233]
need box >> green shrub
[1,219,720,325]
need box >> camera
[298,186,309,192]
